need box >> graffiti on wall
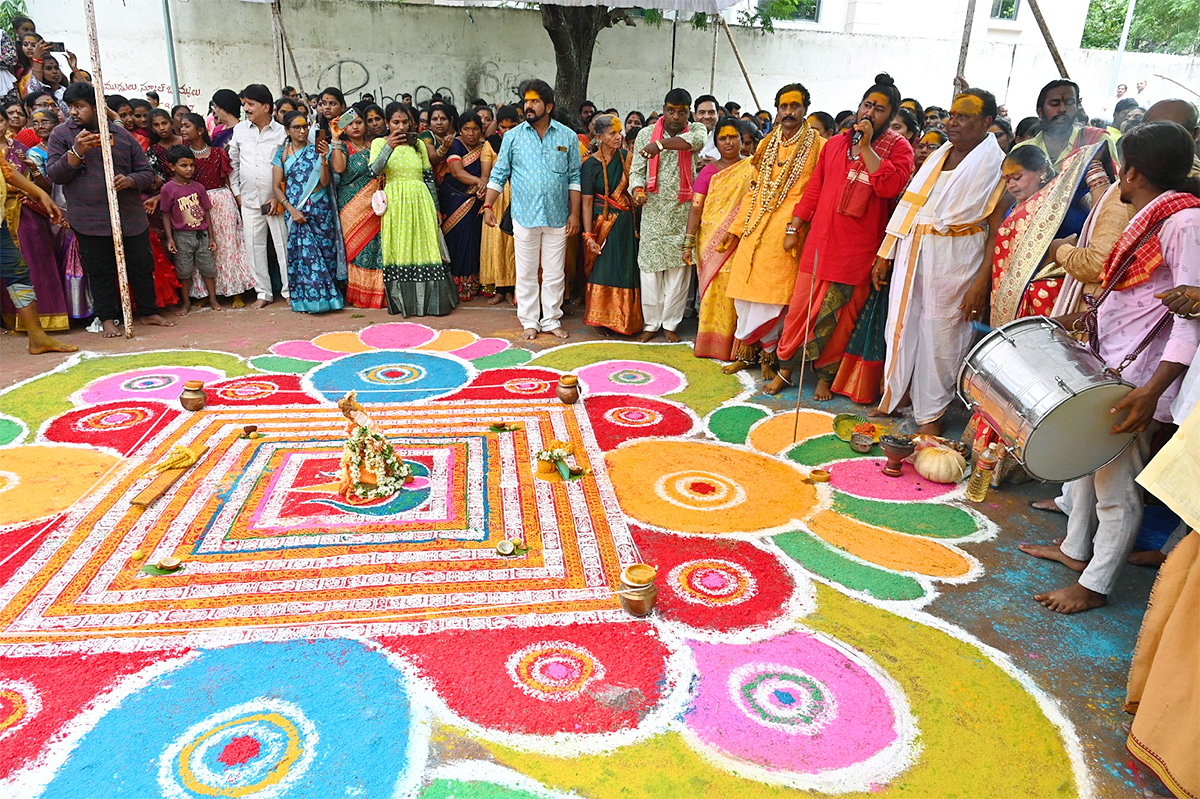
[104,81,203,99]
[315,58,537,109]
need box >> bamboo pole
[1153,73,1200,99]
[84,0,134,338]
[956,0,977,97]
[1025,0,1069,78]
[709,18,718,95]
[720,18,761,111]
[273,1,306,100]
[271,2,285,91]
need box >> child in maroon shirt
[160,145,219,313]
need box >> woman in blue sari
[272,111,345,314]
[439,111,486,300]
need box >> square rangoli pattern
[0,401,637,649]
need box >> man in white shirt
[694,94,721,163]
[228,83,288,308]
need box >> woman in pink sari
[684,119,754,359]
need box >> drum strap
[1084,217,1171,374]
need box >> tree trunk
[541,5,616,131]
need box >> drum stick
[792,251,819,443]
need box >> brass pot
[179,380,206,412]
[556,374,581,405]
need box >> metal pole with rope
[720,18,761,111]
[84,0,134,338]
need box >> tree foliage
[1083,0,1200,56]
[0,0,29,33]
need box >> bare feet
[868,406,894,419]
[813,378,833,402]
[1018,540,1088,573]
[1030,498,1065,514]
[637,330,658,343]
[591,325,612,338]
[663,329,681,343]
[208,298,223,312]
[101,319,121,338]
[28,335,78,354]
[521,328,538,341]
[251,299,270,309]
[487,294,506,306]
[915,420,943,436]
[721,360,751,375]
[763,368,793,396]
[1033,582,1107,614]
[1128,550,1167,567]
[759,362,777,381]
[548,327,569,339]
[507,293,517,306]
[141,314,177,327]
[178,302,192,317]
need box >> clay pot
[179,380,207,412]
[556,374,581,405]
[619,564,658,617]
[879,435,916,478]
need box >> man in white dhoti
[871,89,1007,435]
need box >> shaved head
[1145,99,1200,141]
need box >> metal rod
[1026,0,1070,78]
[956,0,977,97]
[720,18,761,110]
[792,252,819,443]
[84,0,134,338]
[159,0,181,108]
[1111,0,1138,95]
[669,11,678,87]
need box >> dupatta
[696,158,754,297]
[583,150,631,277]
[339,145,383,263]
[990,141,1108,326]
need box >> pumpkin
[913,445,967,484]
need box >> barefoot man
[0,156,77,355]
[483,79,581,341]
[719,83,823,387]
[1020,122,1200,613]
[872,88,1006,434]
[46,82,175,337]
[775,73,913,400]
[629,88,707,343]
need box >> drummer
[1019,121,1200,614]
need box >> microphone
[851,128,863,146]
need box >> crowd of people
[2,13,1199,796]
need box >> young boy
[160,145,220,314]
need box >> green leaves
[1083,0,1200,55]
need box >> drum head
[1020,383,1136,482]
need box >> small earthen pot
[619,563,658,617]
[557,374,581,405]
[879,434,916,478]
[179,380,207,412]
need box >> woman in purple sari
[1,115,71,332]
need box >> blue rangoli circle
[307,350,470,404]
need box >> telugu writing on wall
[103,81,204,99]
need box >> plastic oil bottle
[966,443,1001,502]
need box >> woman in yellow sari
[479,105,518,305]
[684,119,755,360]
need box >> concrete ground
[0,295,1162,798]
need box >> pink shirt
[1097,196,1200,423]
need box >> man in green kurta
[630,88,707,342]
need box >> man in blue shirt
[484,79,581,340]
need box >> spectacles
[289,123,310,130]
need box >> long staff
[792,251,818,443]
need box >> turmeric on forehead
[778,91,806,107]
[951,95,984,116]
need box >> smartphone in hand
[260,202,273,216]
[45,41,66,51]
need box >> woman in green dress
[581,114,642,336]
[331,113,385,308]
[368,103,457,317]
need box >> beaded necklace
[741,124,815,238]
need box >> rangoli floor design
[0,323,1089,798]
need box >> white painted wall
[32,0,1200,123]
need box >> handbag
[499,205,513,236]
[371,188,387,216]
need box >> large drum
[958,317,1135,482]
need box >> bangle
[482,203,493,210]
[31,57,42,64]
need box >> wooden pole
[1025,0,1070,78]
[273,1,306,99]
[270,2,285,91]
[709,18,718,95]
[1153,73,1200,98]
[720,18,761,111]
[84,0,134,338]
[956,0,977,97]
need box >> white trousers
[641,266,690,333]
[513,223,567,332]
[1061,427,1155,595]
[242,211,289,302]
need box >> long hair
[180,112,212,147]
[383,102,422,152]
[148,108,174,146]
[1121,120,1200,197]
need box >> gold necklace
[742,125,814,238]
